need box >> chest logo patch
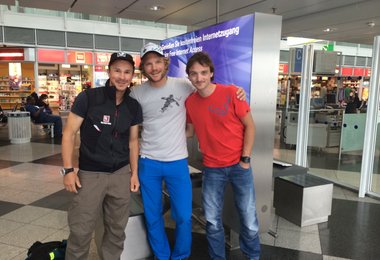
[101,115,112,125]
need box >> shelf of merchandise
[0,79,33,109]
[59,83,77,111]
[38,75,60,107]
[67,75,82,94]
[38,75,48,96]
[342,79,361,88]
[47,80,60,108]
[132,70,143,86]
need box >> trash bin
[7,111,31,144]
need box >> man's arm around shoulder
[186,123,195,138]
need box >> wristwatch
[240,156,251,163]
[60,167,74,176]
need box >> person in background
[36,94,53,114]
[345,90,361,114]
[30,91,39,105]
[61,52,142,260]
[25,95,63,137]
[344,85,352,103]
[130,42,246,260]
[185,52,260,260]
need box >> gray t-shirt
[130,77,194,161]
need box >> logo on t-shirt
[160,94,180,113]
[101,115,111,125]
[208,95,230,116]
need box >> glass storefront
[274,42,379,197]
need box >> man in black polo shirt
[61,52,142,260]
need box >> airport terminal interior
[1,0,380,259]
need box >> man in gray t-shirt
[131,77,193,161]
[130,43,194,260]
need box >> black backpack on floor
[25,240,67,260]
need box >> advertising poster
[9,63,22,90]
[161,14,254,101]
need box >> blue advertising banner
[294,48,303,73]
[161,14,254,102]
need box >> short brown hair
[186,52,215,81]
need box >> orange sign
[96,53,112,65]
[38,49,65,63]
[353,68,365,76]
[67,51,93,64]
[279,63,288,74]
[341,67,353,76]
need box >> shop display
[342,77,361,88]
[0,62,35,110]
[58,74,80,111]
[37,75,48,95]
[94,70,108,88]
[133,70,144,86]
[0,77,34,110]
[277,76,288,107]
[38,64,93,111]
[59,81,77,111]
[310,76,335,93]
[276,75,301,109]
[277,75,342,109]
[38,74,60,107]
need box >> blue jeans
[138,157,192,260]
[202,163,260,260]
[36,114,62,136]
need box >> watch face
[60,168,73,176]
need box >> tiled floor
[0,125,379,259]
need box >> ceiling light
[323,27,337,33]
[150,5,164,11]
[367,21,375,27]
[287,37,323,46]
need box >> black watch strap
[61,167,74,176]
[240,156,251,163]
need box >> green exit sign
[322,43,334,51]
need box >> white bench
[31,121,55,138]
